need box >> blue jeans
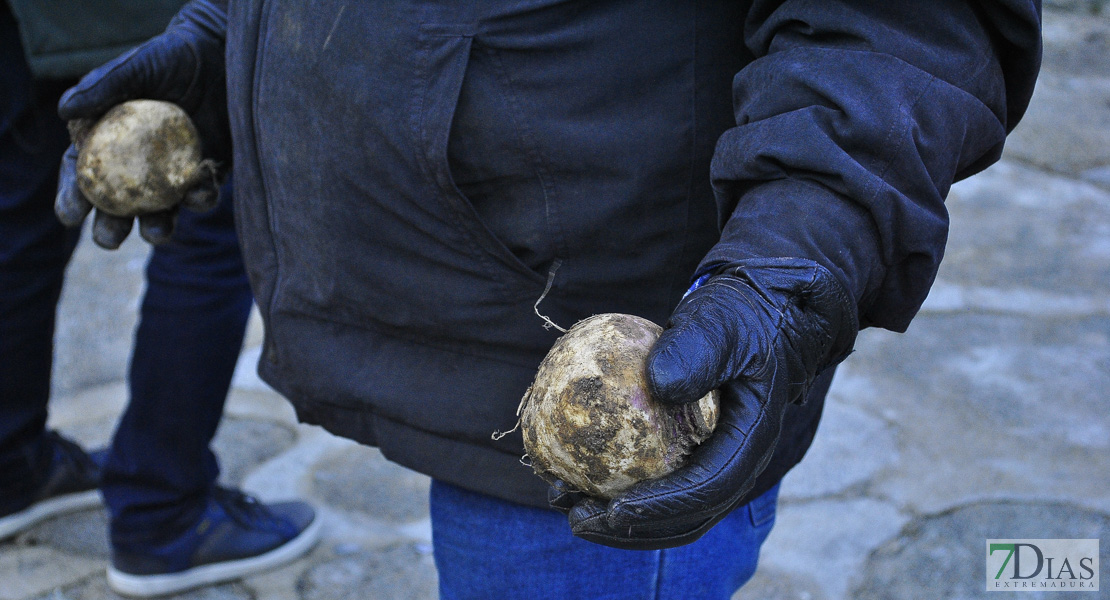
[430,480,779,600]
[101,189,253,547]
[0,3,252,544]
[0,6,82,506]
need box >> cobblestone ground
[3,5,1108,599]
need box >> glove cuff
[717,258,859,372]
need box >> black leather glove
[54,0,229,249]
[551,258,858,550]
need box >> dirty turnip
[521,313,719,499]
[74,100,214,217]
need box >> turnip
[520,313,719,499]
[73,99,215,217]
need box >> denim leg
[656,483,779,599]
[102,186,253,546]
[430,479,779,600]
[0,5,81,509]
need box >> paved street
[2,3,1107,598]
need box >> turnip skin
[521,313,719,500]
[75,100,214,217]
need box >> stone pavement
[3,4,1109,599]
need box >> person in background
[53,1,1043,598]
[0,2,318,597]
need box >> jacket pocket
[413,26,556,293]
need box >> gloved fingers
[602,394,766,527]
[594,378,786,532]
[54,145,93,228]
[138,210,178,245]
[567,495,725,550]
[547,479,587,515]
[180,171,221,213]
[91,211,134,250]
[647,277,766,405]
[566,497,609,537]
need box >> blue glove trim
[683,272,714,299]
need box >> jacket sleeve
[701,0,1042,331]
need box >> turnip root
[521,313,719,499]
[74,100,214,217]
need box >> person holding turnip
[0,3,317,597]
[53,0,1042,598]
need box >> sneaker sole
[0,489,102,541]
[106,511,323,597]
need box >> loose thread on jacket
[534,259,567,333]
[494,261,565,441]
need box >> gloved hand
[549,258,858,550]
[54,0,230,249]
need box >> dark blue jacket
[226,0,1041,508]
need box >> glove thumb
[646,282,758,405]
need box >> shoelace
[212,487,290,534]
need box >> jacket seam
[413,33,548,294]
[667,1,699,307]
[482,43,569,263]
[249,0,286,365]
